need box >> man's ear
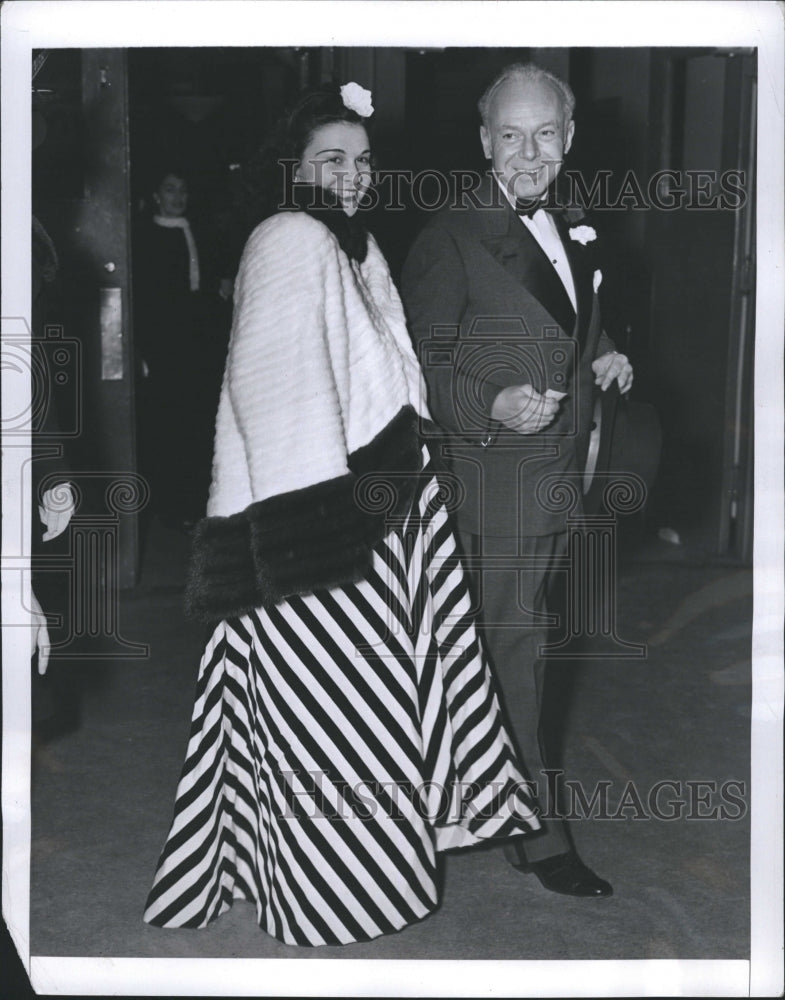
[480,125,492,159]
[564,119,575,156]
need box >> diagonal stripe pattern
[144,453,538,946]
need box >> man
[401,62,632,897]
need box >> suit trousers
[458,526,571,863]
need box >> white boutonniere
[340,82,374,118]
[569,224,597,245]
[593,268,603,293]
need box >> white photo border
[2,2,783,996]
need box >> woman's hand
[31,590,50,675]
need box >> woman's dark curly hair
[232,85,372,231]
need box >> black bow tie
[515,198,544,218]
[516,198,565,220]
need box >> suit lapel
[477,184,578,338]
[481,219,577,337]
[553,211,594,351]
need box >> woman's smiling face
[295,122,372,216]
[154,174,188,217]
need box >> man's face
[480,76,574,203]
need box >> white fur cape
[186,211,429,622]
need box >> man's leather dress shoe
[507,847,613,898]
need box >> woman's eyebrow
[313,147,371,156]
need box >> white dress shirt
[494,176,577,313]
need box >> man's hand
[592,351,633,394]
[31,590,50,675]
[39,482,76,542]
[491,384,566,434]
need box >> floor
[27,516,751,972]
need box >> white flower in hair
[340,82,374,118]
[593,268,603,293]
[569,224,597,245]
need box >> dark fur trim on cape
[185,405,422,623]
[282,184,369,262]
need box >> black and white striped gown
[144,456,538,946]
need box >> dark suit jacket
[401,176,614,538]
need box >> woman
[133,169,223,528]
[144,84,539,947]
